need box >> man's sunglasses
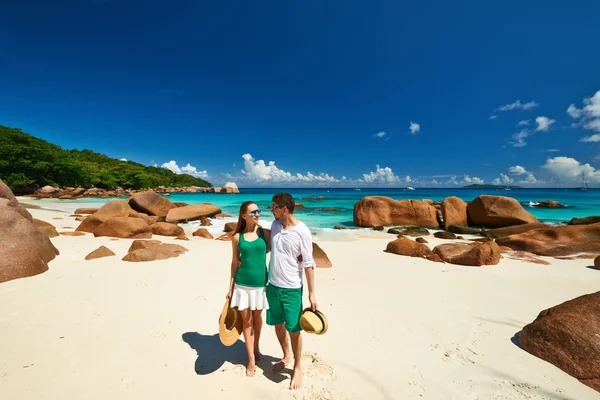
[272,205,284,211]
[249,209,261,217]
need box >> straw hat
[300,308,328,335]
[218,300,242,346]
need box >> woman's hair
[234,201,256,235]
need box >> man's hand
[309,292,317,311]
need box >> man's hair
[272,192,295,214]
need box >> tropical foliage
[0,124,211,189]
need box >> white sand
[1,207,599,400]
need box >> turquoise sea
[31,188,600,239]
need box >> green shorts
[266,284,303,333]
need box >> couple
[225,192,317,390]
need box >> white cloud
[492,173,513,185]
[409,121,420,135]
[373,131,387,139]
[120,158,127,161]
[517,120,530,126]
[462,175,484,185]
[535,116,556,132]
[360,165,400,184]
[508,165,527,175]
[240,154,338,184]
[161,160,208,179]
[489,115,498,120]
[546,149,559,152]
[541,156,600,184]
[496,100,539,112]
[511,129,532,147]
[567,104,582,119]
[580,134,600,143]
[431,179,439,185]
[568,90,600,138]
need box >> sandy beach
[1,205,599,400]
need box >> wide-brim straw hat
[218,300,242,346]
[300,307,328,335]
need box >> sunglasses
[249,209,261,217]
[272,205,284,211]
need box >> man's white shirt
[268,219,315,289]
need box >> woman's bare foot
[272,356,291,372]
[246,361,256,377]
[289,366,303,390]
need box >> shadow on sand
[181,332,289,383]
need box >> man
[267,192,317,390]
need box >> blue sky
[1,0,600,187]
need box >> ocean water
[29,188,600,240]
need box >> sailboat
[574,172,588,191]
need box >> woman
[226,201,271,377]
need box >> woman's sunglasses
[249,209,261,217]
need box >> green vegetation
[0,124,211,190]
[463,184,521,189]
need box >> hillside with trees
[0,124,211,190]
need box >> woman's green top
[235,228,268,288]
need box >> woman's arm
[226,234,241,299]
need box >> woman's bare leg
[239,308,255,376]
[252,309,263,361]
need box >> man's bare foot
[289,366,303,390]
[246,361,256,377]
[272,356,291,372]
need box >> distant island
[463,184,522,189]
[0,124,212,191]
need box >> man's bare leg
[289,331,303,390]
[240,309,256,377]
[272,323,292,372]
[252,310,263,361]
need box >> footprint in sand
[281,386,335,400]
[137,282,148,287]
[151,331,166,339]
[302,353,335,381]
[121,377,134,389]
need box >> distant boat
[574,172,588,191]
[404,186,415,191]
[528,201,540,207]
[353,188,361,191]
[504,187,511,191]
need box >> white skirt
[230,284,269,311]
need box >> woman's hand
[225,290,232,300]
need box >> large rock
[122,247,180,262]
[33,218,59,238]
[128,239,163,252]
[387,226,430,236]
[568,216,600,225]
[85,246,116,260]
[385,237,434,258]
[0,199,59,283]
[220,182,240,194]
[518,292,600,392]
[192,228,214,239]
[76,200,133,233]
[594,256,600,270]
[74,208,99,215]
[433,241,501,266]
[441,196,468,230]
[93,217,152,239]
[0,179,32,221]
[354,197,440,228]
[165,204,222,223]
[483,222,550,238]
[129,190,176,217]
[467,195,538,228]
[312,243,332,268]
[224,222,237,232]
[496,223,600,257]
[151,222,184,237]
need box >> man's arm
[304,266,317,311]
